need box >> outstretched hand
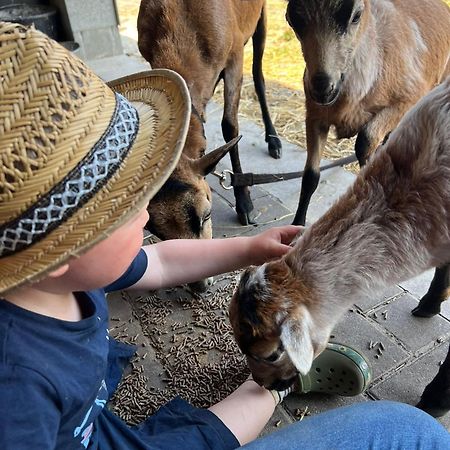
[249,225,304,266]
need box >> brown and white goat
[230,78,450,417]
[137,0,281,234]
[286,0,450,225]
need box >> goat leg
[359,105,414,166]
[412,264,450,318]
[293,119,329,225]
[354,127,371,167]
[222,58,255,225]
[252,7,282,159]
[416,343,450,417]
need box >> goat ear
[280,317,314,375]
[192,135,242,176]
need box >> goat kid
[229,78,450,417]
[137,0,281,232]
[286,0,450,226]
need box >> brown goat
[286,0,450,226]
[230,78,450,417]
[137,0,281,237]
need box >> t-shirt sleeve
[104,248,148,292]
[0,366,60,449]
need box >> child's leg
[208,379,278,446]
[241,400,450,450]
[209,342,372,446]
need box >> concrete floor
[86,44,450,435]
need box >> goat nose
[311,72,334,96]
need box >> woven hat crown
[0,22,121,230]
[0,22,190,292]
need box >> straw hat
[0,22,191,293]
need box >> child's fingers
[269,243,293,259]
[277,225,303,244]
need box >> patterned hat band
[0,93,139,258]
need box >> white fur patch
[401,20,426,90]
[280,306,314,375]
[347,31,381,101]
[410,20,427,54]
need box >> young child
[1,23,449,450]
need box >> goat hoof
[235,191,255,225]
[237,209,257,226]
[268,136,282,159]
[411,304,440,318]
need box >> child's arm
[129,225,301,291]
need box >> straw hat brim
[107,68,191,216]
[0,69,190,293]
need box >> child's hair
[0,22,191,293]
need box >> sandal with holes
[296,342,372,396]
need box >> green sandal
[296,342,372,396]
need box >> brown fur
[139,0,264,114]
[138,0,281,240]
[287,0,450,225]
[230,79,450,414]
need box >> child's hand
[249,225,303,265]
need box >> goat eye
[265,352,281,363]
[264,344,285,363]
[351,10,362,24]
[249,350,284,364]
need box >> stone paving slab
[368,293,450,354]
[211,193,294,240]
[205,102,357,226]
[86,54,149,82]
[283,390,368,420]
[369,343,450,429]
[259,406,296,438]
[331,310,410,381]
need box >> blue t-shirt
[0,250,148,449]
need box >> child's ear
[48,264,70,278]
